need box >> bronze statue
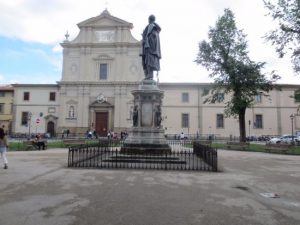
[132,105,138,127]
[154,105,162,128]
[141,15,161,80]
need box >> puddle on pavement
[233,186,250,191]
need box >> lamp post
[248,120,251,140]
[290,114,294,144]
[28,112,32,138]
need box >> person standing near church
[0,128,8,169]
[141,14,161,80]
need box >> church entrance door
[96,112,108,137]
[47,121,55,137]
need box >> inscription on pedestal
[141,103,152,126]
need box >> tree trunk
[238,107,247,142]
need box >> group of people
[61,129,70,139]
[33,134,46,150]
[86,129,98,139]
[107,131,128,140]
[107,131,118,140]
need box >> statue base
[121,80,171,154]
[121,127,171,154]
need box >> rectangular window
[0,104,4,114]
[181,113,189,128]
[216,93,224,103]
[255,94,262,103]
[216,114,224,128]
[23,92,30,101]
[49,92,56,101]
[255,114,263,129]
[181,92,189,103]
[100,63,108,80]
[0,91,5,97]
[21,112,29,125]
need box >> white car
[267,137,281,144]
[280,135,298,144]
[268,135,299,144]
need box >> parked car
[268,135,299,144]
[280,135,298,144]
[267,137,281,144]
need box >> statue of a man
[154,105,162,128]
[141,15,161,80]
[132,105,138,127]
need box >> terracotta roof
[0,85,14,91]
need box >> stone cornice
[57,81,141,86]
[60,42,141,48]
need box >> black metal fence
[193,142,217,171]
[68,141,217,172]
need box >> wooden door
[47,121,55,137]
[96,112,108,137]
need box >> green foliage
[294,88,300,102]
[196,8,279,141]
[196,8,279,117]
[264,0,300,73]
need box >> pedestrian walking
[0,127,8,169]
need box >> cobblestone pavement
[0,149,299,225]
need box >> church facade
[11,10,300,138]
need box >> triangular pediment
[44,114,58,120]
[78,9,133,29]
[89,100,114,108]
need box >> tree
[264,0,300,73]
[195,8,279,142]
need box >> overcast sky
[0,0,298,84]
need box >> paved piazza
[0,149,300,225]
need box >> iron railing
[68,141,218,171]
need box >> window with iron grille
[23,92,30,101]
[216,114,224,128]
[49,92,56,101]
[255,114,263,128]
[100,63,108,80]
[182,92,189,103]
[181,113,189,128]
[21,112,29,125]
[255,94,262,103]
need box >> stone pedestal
[121,80,171,154]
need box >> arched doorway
[47,121,55,137]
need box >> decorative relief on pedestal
[129,63,138,74]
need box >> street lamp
[290,114,294,144]
[28,112,32,138]
[248,120,251,139]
